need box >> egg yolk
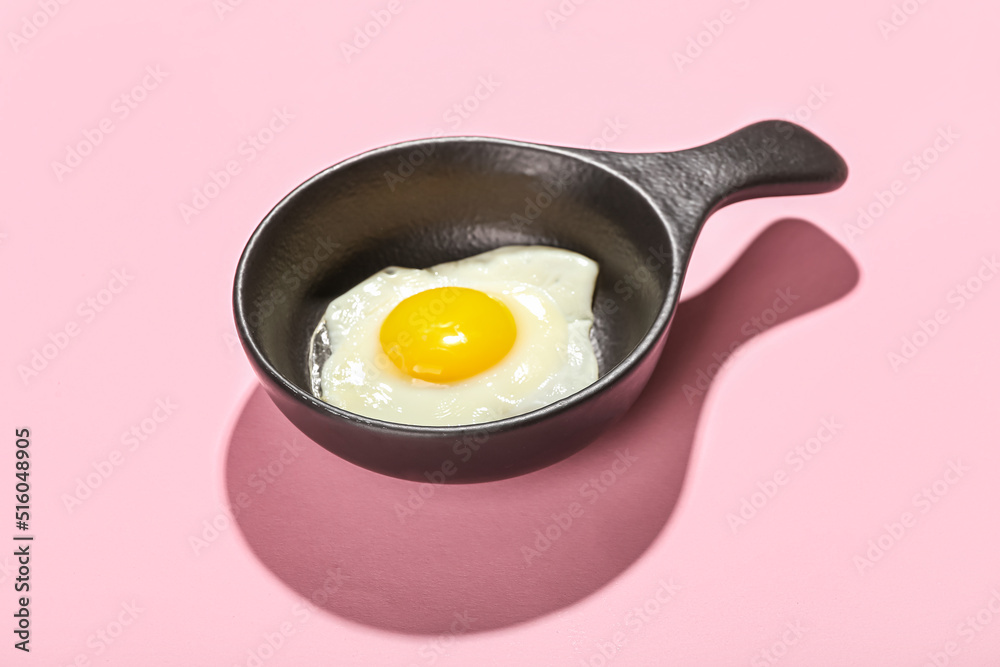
[379,287,517,383]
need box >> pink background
[3,0,999,664]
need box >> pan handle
[577,120,848,253]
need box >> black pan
[233,120,847,483]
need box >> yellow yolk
[379,287,516,383]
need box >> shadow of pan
[224,218,859,634]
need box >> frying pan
[233,120,847,482]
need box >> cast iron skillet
[233,120,847,483]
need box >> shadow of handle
[223,219,860,636]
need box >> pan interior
[238,140,675,398]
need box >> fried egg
[314,246,600,426]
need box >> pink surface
[2,0,999,665]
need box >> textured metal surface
[233,120,847,482]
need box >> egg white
[317,245,599,426]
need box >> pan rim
[233,135,687,436]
